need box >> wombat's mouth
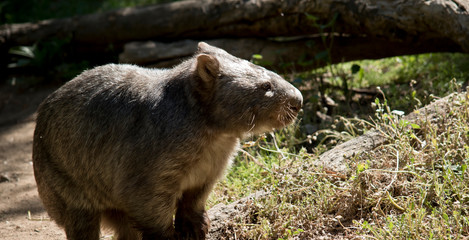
[246,109,298,134]
[245,98,302,134]
[272,105,300,129]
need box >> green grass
[324,53,469,112]
[208,54,469,239]
[209,90,469,239]
[326,53,469,88]
[352,92,469,239]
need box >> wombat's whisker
[246,113,257,132]
[249,113,256,126]
[247,123,257,133]
[239,107,252,121]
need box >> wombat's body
[33,42,302,240]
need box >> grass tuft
[209,56,469,239]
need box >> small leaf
[294,229,304,235]
[357,162,369,173]
[9,46,36,58]
[358,68,364,81]
[305,13,318,21]
[410,123,421,129]
[351,64,361,74]
[399,119,409,128]
[252,54,263,60]
[443,212,449,221]
[388,220,394,231]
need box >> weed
[209,80,469,239]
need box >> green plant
[208,81,469,239]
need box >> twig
[384,149,399,191]
[386,191,405,211]
[270,132,287,167]
[257,145,302,157]
[239,149,271,173]
[27,211,51,221]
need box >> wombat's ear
[197,42,211,53]
[196,54,220,84]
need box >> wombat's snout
[288,87,303,113]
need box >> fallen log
[1,0,468,62]
[316,91,464,173]
[207,191,268,239]
[119,36,460,72]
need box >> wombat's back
[33,63,198,222]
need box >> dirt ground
[0,83,247,240]
[0,84,69,239]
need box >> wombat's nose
[288,87,303,113]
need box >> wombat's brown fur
[33,42,302,240]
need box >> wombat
[33,42,303,240]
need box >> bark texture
[1,0,468,66]
[119,36,460,73]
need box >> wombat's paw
[175,211,210,240]
[142,232,177,240]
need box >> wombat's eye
[260,82,272,91]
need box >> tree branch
[119,37,461,73]
[1,0,468,52]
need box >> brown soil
[0,85,68,239]
[0,84,252,240]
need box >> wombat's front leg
[122,191,178,240]
[63,208,100,240]
[175,186,212,240]
[136,211,177,240]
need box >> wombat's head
[190,42,303,135]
